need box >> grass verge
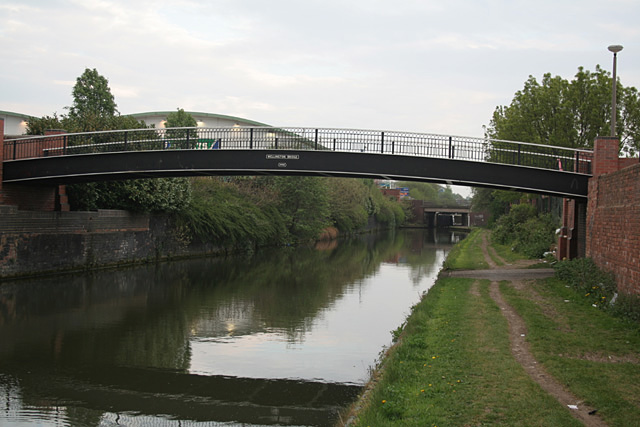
[348,230,640,426]
[500,278,640,426]
[442,228,488,270]
[349,278,580,426]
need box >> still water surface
[0,229,464,426]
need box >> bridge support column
[1,128,70,211]
[559,136,623,260]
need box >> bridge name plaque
[266,154,300,160]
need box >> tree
[274,176,331,242]
[26,113,64,135]
[67,68,119,132]
[486,66,640,156]
[166,108,197,128]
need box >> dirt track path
[476,231,607,427]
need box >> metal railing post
[448,136,453,158]
[275,137,278,149]
[13,140,17,160]
[392,140,395,154]
[315,128,319,150]
[123,131,128,151]
[333,138,336,151]
[575,150,580,173]
[186,129,191,149]
[381,132,385,154]
[517,144,521,165]
[250,128,254,149]
[63,135,68,155]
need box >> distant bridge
[2,126,592,199]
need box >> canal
[0,228,464,426]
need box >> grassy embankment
[348,229,640,426]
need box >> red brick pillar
[0,118,4,205]
[592,136,620,176]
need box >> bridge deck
[3,127,592,199]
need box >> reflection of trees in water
[0,229,462,426]
[0,229,461,370]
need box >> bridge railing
[3,126,593,174]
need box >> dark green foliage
[555,257,640,322]
[176,178,286,247]
[26,113,65,135]
[487,66,640,156]
[68,178,192,213]
[273,176,331,243]
[165,108,197,128]
[327,178,369,232]
[492,203,557,258]
[67,68,119,132]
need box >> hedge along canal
[347,229,640,426]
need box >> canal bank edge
[343,229,640,426]
[0,208,230,280]
[0,206,395,280]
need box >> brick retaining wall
[586,163,640,295]
[0,208,224,278]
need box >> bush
[555,257,640,322]
[492,204,557,258]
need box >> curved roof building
[1,110,270,137]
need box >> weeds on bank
[555,257,640,322]
[500,278,640,426]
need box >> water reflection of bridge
[5,365,359,426]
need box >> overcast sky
[2,1,639,195]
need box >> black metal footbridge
[2,126,593,199]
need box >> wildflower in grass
[382,400,386,404]
[585,293,590,296]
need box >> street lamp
[608,44,623,137]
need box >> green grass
[442,229,489,270]
[351,278,580,426]
[349,230,640,426]
[500,278,640,426]
[490,237,530,263]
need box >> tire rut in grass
[488,281,607,427]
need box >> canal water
[0,228,464,427]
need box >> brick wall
[1,118,4,205]
[2,184,57,211]
[0,208,225,278]
[586,162,640,295]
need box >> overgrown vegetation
[173,176,408,248]
[555,257,640,322]
[491,203,557,258]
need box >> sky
[2,0,640,197]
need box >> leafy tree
[327,178,369,232]
[67,68,119,132]
[274,176,331,242]
[26,113,64,135]
[166,108,197,128]
[487,66,640,156]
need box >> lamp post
[608,44,623,137]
